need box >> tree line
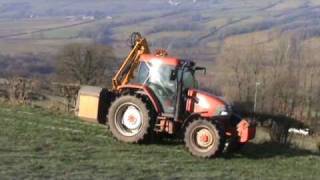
[0,43,117,112]
[212,35,320,132]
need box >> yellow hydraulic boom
[112,32,150,90]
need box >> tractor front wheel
[184,119,225,158]
[108,95,153,143]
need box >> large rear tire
[184,119,225,158]
[108,95,153,143]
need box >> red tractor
[76,32,256,158]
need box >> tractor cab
[133,54,199,114]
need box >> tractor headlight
[217,106,229,116]
[220,110,229,116]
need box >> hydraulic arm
[112,32,150,90]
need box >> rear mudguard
[117,84,162,113]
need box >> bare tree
[55,43,117,87]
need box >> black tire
[184,119,225,158]
[108,95,153,143]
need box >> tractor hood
[186,89,230,118]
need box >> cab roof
[140,54,181,66]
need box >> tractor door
[133,61,177,114]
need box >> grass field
[0,105,319,179]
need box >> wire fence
[0,77,80,113]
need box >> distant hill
[0,0,319,60]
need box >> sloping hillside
[0,105,319,179]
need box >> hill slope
[0,105,319,179]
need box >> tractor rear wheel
[108,95,153,143]
[184,119,225,158]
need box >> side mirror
[195,67,206,75]
[170,69,177,80]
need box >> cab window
[133,62,149,84]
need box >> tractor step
[154,116,174,134]
[160,113,174,118]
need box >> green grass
[0,105,319,179]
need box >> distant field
[0,0,320,60]
[0,38,93,55]
[0,105,319,179]
[0,18,101,54]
